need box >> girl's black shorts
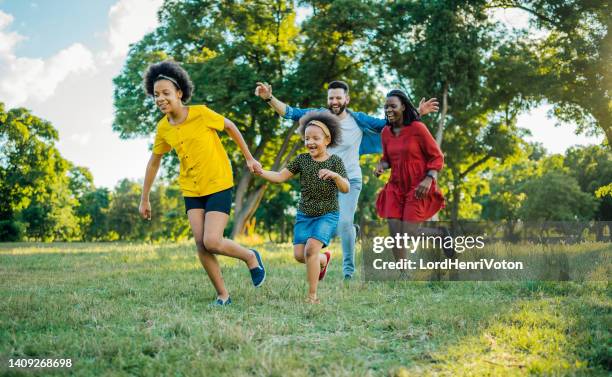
[184,187,232,215]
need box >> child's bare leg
[294,244,327,267]
[188,209,228,300]
[293,244,305,263]
[304,238,324,302]
[203,211,258,269]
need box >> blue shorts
[184,188,233,215]
[293,211,339,248]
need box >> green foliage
[0,104,80,241]
[480,144,605,221]
[3,2,609,241]
[376,0,490,106]
[77,188,111,241]
[107,179,190,242]
[0,220,25,242]
[493,0,612,144]
[112,0,385,236]
[374,0,527,223]
[0,103,189,242]
[519,171,597,220]
[108,179,147,240]
[254,180,298,242]
[564,145,612,220]
[356,155,385,225]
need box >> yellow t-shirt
[152,105,233,197]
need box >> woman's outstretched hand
[418,98,439,116]
[139,200,152,220]
[415,176,433,199]
[374,160,389,177]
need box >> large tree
[0,103,80,241]
[374,0,525,225]
[564,145,612,221]
[492,0,611,145]
[112,0,381,237]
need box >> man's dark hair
[298,111,342,148]
[144,60,194,103]
[327,80,349,94]
[386,89,420,125]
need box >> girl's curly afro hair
[144,60,194,103]
[298,111,342,148]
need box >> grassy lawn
[0,241,610,376]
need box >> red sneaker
[319,251,331,281]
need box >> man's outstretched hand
[254,82,272,100]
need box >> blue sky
[0,0,162,188]
[0,2,604,189]
[0,0,116,58]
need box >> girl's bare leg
[304,238,324,303]
[187,209,228,300]
[203,211,258,269]
[294,244,327,267]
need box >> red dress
[375,121,445,222]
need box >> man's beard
[328,103,347,115]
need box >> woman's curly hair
[298,111,342,148]
[143,60,194,103]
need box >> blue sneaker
[211,296,232,306]
[249,249,266,287]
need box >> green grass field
[1,241,610,376]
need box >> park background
[1,0,610,376]
[0,0,610,242]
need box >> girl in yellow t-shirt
[138,61,266,306]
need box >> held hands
[418,98,440,116]
[318,169,339,181]
[247,158,263,175]
[254,82,272,100]
[415,176,433,199]
[374,160,389,177]
[139,200,152,220]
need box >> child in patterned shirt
[257,112,349,303]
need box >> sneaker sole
[251,249,266,288]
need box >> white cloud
[0,10,95,108]
[518,105,604,154]
[69,133,91,146]
[0,0,163,109]
[488,8,549,39]
[105,0,163,59]
[0,1,163,188]
[0,11,25,57]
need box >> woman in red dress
[375,89,453,261]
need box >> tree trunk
[450,177,460,232]
[593,110,612,148]
[230,120,301,238]
[429,83,448,222]
[435,82,448,147]
[231,184,268,238]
